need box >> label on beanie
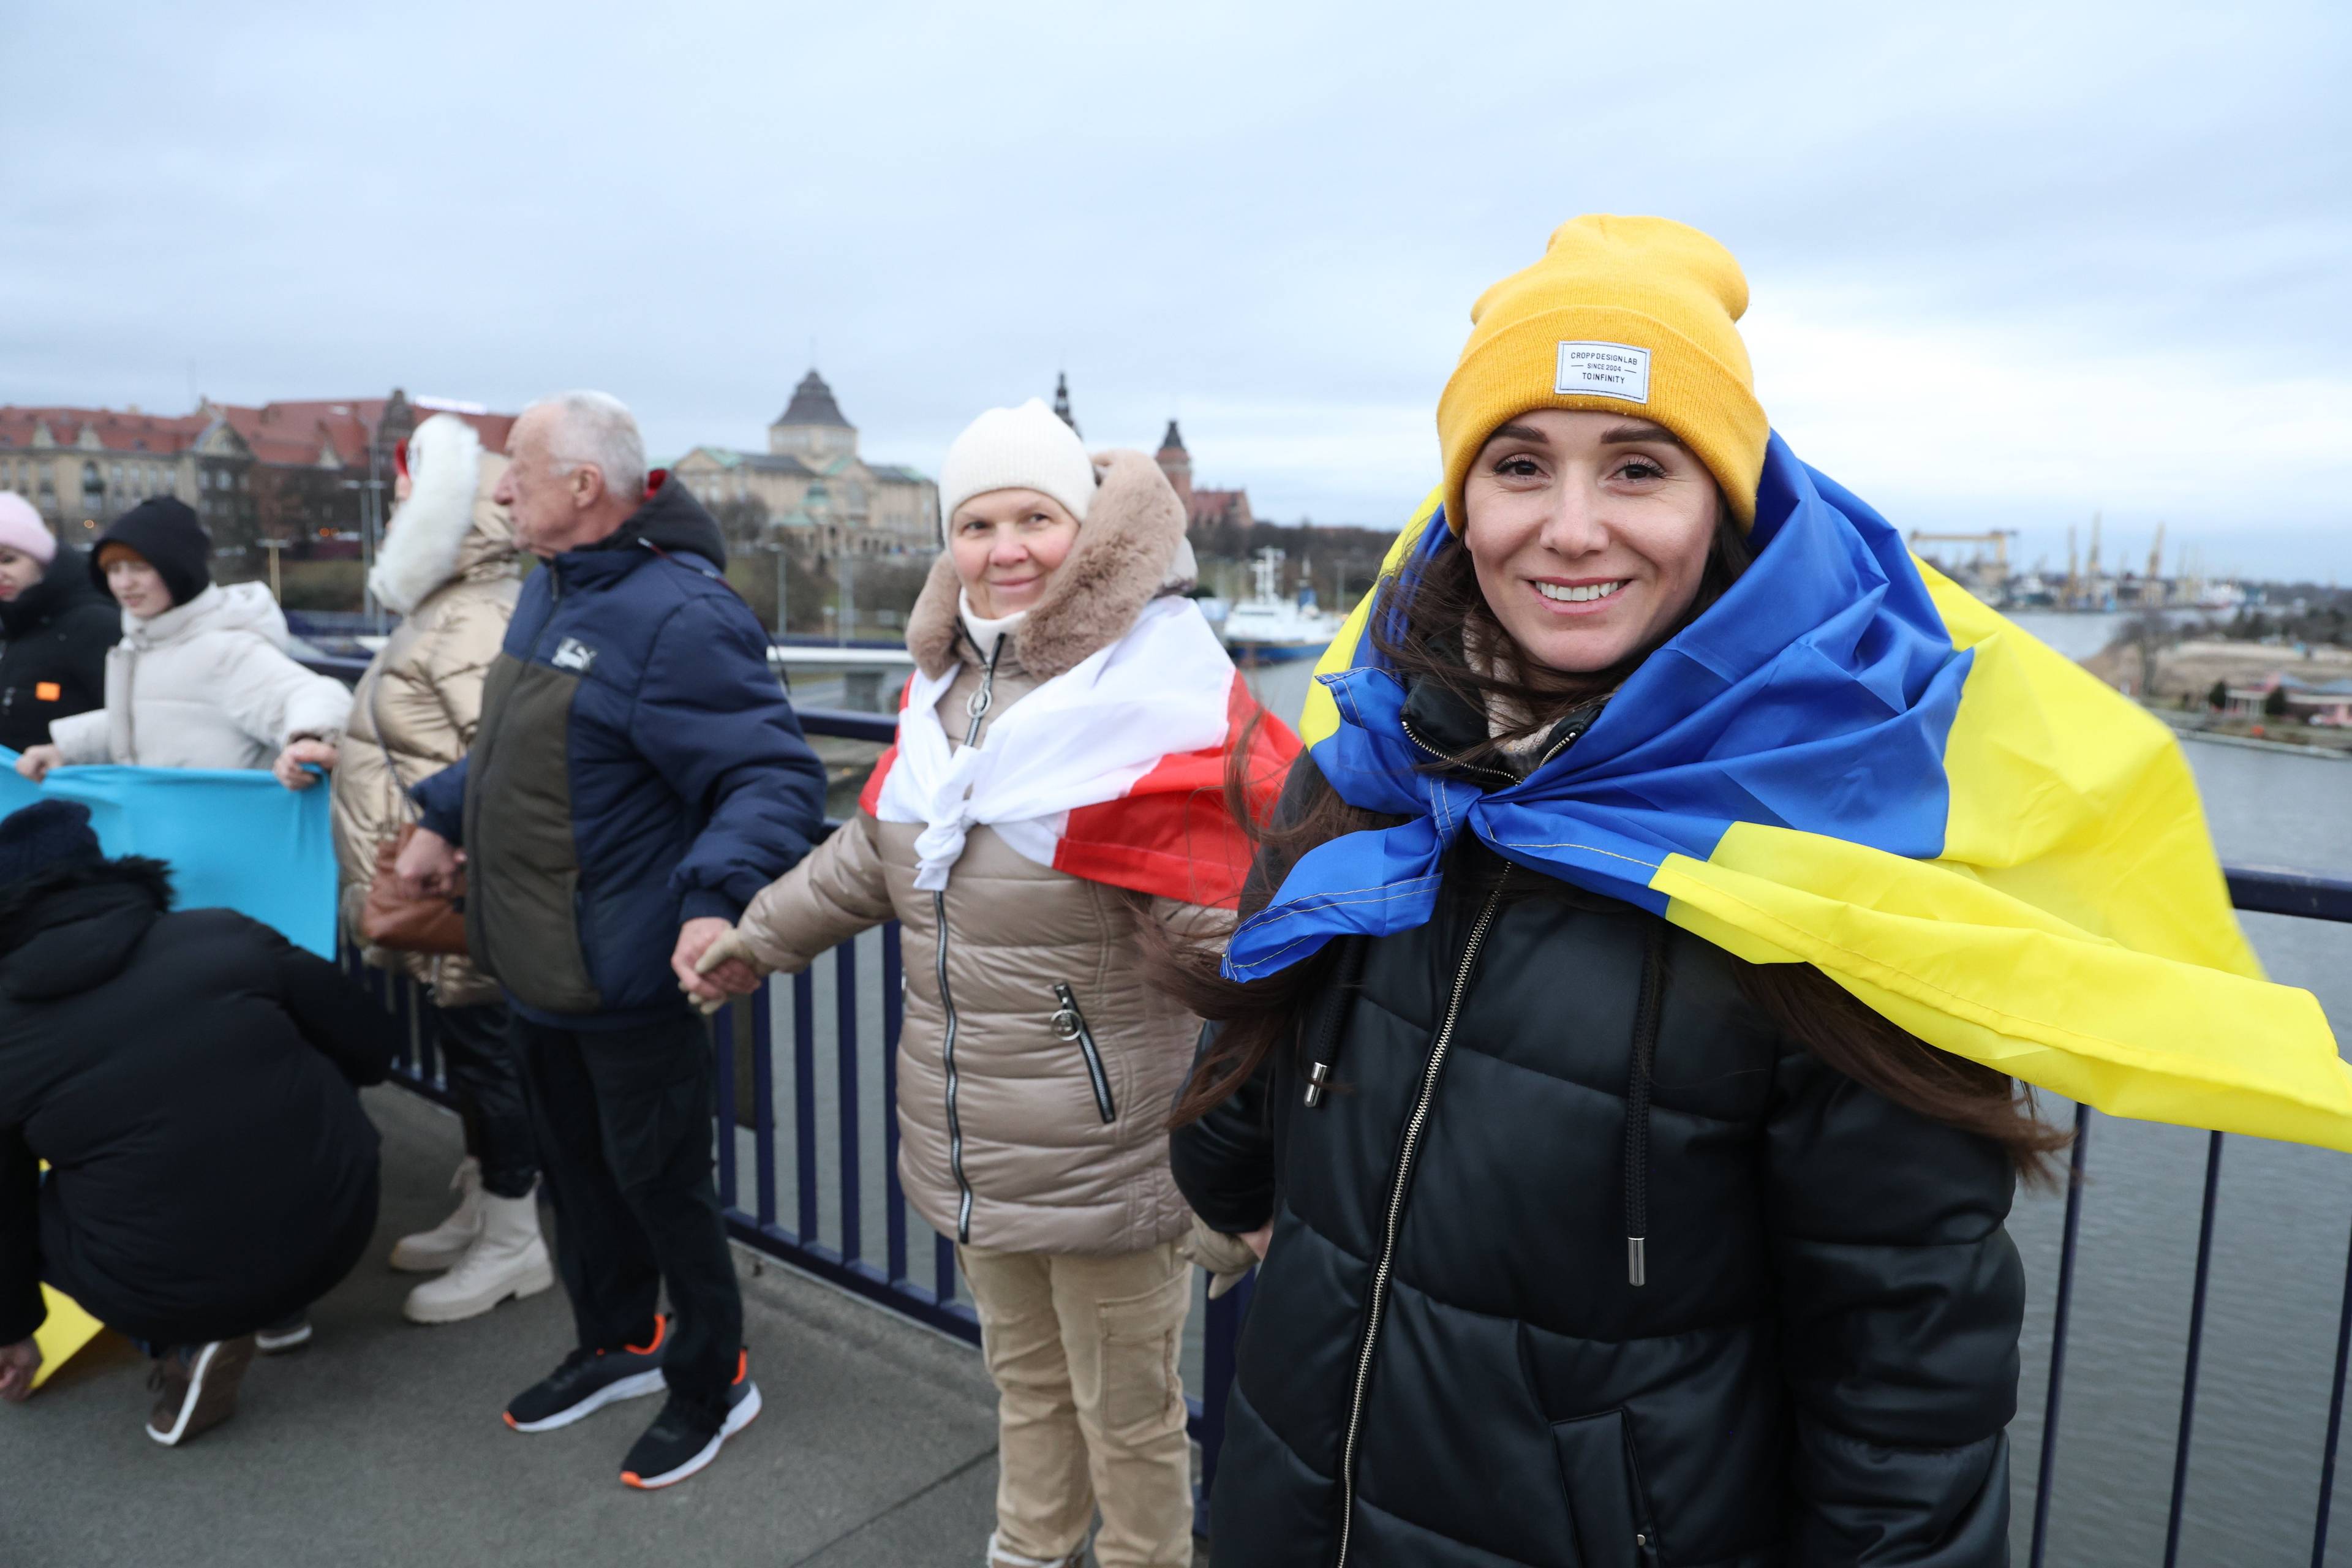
[1555,342,1651,403]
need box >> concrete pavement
[0,1085,1015,1568]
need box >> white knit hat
[937,398,1096,541]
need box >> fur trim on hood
[907,449,1195,680]
[370,415,519,614]
[0,854,172,940]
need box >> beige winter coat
[330,425,523,1008]
[734,451,1219,1257]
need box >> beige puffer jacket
[330,417,523,1008]
[733,451,1221,1257]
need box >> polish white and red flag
[859,598,1298,910]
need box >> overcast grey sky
[4,1,2346,579]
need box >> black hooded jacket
[0,548,119,753]
[0,859,396,1348]
[1171,679,2024,1568]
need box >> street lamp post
[837,542,856,647]
[756,540,789,636]
[341,472,388,631]
[774,542,788,637]
[260,537,289,602]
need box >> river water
[1243,614,2352,1566]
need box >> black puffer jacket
[0,859,396,1348]
[1173,745,2024,1566]
[0,548,118,753]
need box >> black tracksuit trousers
[437,1004,537,1200]
[512,1011,740,1421]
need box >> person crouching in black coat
[0,801,398,1446]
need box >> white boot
[985,1535,1087,1568]
[402,1189,556,1325]
[390,1157,484,1273]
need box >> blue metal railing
[2022,867,2352,1567]
[347,687,2352,1550]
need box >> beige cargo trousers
[960,1241,1195,1567]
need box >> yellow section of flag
[1657,562,2346,1148]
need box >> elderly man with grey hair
[399,390,824,1489]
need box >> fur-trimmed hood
[369,414,520,616]
[907,448,1197,680]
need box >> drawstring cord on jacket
[1302,936,1369,1107]
[1624,921,1668,1287]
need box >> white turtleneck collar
[959,590,1027,665]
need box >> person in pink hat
[0,492,117,756]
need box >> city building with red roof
[0,390,517,575]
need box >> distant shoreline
[2154,715,2352,761]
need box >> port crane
[1906,530,2016,598]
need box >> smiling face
[948,488,1082,619]
[99,546,172,619]
[1460,409,1723,674]
[0,546,43,602]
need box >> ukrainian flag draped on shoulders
[1227,434,2352,1152]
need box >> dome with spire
[775,369,850,429]
[769,369,859,465]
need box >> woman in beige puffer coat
[698,401,1253,1568]
[330,412,552,1327]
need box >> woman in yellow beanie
[1161,216,2046,1564]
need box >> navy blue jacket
[413,481,824,1028]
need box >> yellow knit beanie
[1436,214,1769,529]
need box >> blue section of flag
[1224,433,1972,981]
[0,753,337,957]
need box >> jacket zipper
[1333,876,1507,1568]
[1398,714,1515,783]
[1050,982,1117,1123]
[935,635,1008,1245]
[1623,922,1669,1287]
[935,887,973,1241]
[1398,712,1588,782]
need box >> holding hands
[393,825,464,900]
[682,922,766,1012]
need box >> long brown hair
[1159,509,2067,1180]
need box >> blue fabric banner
[0,750,336,957]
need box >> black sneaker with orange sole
[503,1315,670,1433]
[619,1349,761,1490]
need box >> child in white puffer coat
[15,497,350,790]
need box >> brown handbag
[362,823,469,954]
[356,671,471,956]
